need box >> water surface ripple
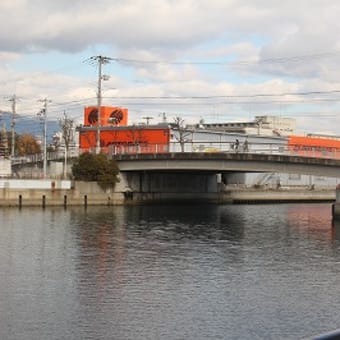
[0,203,339,339]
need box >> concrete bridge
[113,152,340,202]
[7,149,340,203]
[114,152,340,177]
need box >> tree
[59,112,74,151]
[172,116,192,152]
[72,152,120,188]
[127,126,146,152]
[16,134,41,156]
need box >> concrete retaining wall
[0,179,336,207]
[225,188,335,203]
[0,181,125,207]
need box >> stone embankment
[0,180,126,207]
[0,179,336,207]
[224,187,335,204]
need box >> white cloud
[1,1,340,133]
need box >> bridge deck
[113,152,340,178]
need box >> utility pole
[38,98,50,179]
[89,55,112,154]
[59,111,74,179]
[9,95,16,158]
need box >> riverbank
[0,179,335,207]
[0,180,125,207]
[223,186,335,203]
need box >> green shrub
[72,153,119,188]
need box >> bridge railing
[11,148,80,166]
[10,141,340,166]
[107,142,340,160]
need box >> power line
[110,50,340,67]
[102,89,340,100]
[4,88,340,109]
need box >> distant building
[78,109,296,152]
[195,115,296,137]
[76,107,340,188]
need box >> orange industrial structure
[288,135,340,158]
[79,106,170,153]
[78,106,340,157]
[289,135,340,150]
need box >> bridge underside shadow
[120,170,336,204]
[123,172,224,203]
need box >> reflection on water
[0,203,339,339]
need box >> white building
[195,115,296,137]
[170,123,340,189]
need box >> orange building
[288,135,340,158]
[78,106,170,153]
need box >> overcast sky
[1,0,340,135]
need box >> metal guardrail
[11,149,79,166]
[8,141,340,166]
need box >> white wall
[0,159,11,177]
[0,179,72,189]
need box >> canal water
[0,203,339,340]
